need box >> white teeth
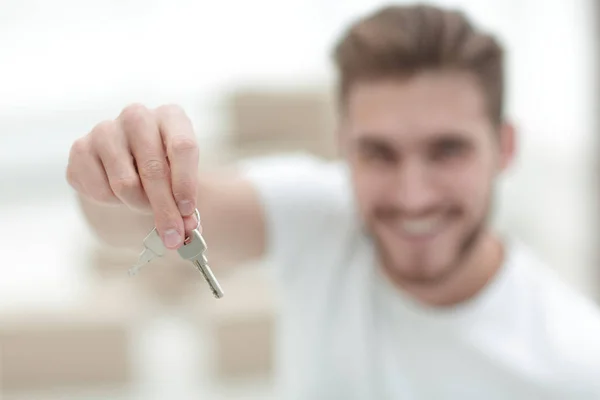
[400,218,441,236]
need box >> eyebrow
[355,135,395,148]
[355,130,471,149]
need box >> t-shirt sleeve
[238,153,353,280]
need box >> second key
[177,228,224,299]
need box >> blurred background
[0,0,598,398]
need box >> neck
[382,232,505,307]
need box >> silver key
[128,228,166,276]
[177,228,224,299]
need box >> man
[66,4,600,399]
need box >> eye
[430,138,469,161]
[360,143,397,164]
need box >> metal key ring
[193,208,201,231]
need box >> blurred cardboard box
[225,88,338,160]
[214,313,274,379]
[201,267,277,380]
[0,309,132,392]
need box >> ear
[497,121,516,171]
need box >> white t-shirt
[241,154,600,399]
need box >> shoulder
[237,153,361,275]
[511,242,600,390]
[239,152,355,223]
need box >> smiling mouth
[391,216,446,240]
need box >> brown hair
[332,4,505,125]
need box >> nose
[394,159,438,213]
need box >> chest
[278,254,563,400]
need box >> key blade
[128,248,157,276]
[178,229,223,299]
[193,259,224,298]
[143,228,166,257]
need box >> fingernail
[163,229,182,248]
[178,200,194,216]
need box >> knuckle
[92,120,115,136]
[171,182,195,201]
[119,103,149,131]
[155,103,185,118]
[90,120,117,146]
[169,135,198,154]
[138,158,169,180]
[121,103,148,120]
[110,175,140,195]
[70,137,90,158]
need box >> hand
[66,103,200,249]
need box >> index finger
[120,104,184,249]
[155,105,200,219]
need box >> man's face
[340,71,514,285]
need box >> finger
[183,213,201,234]
[67,136,121,205]
[155,104,199,218]
[66,138,89,193]
[67,137,120,205]
[92,120,150,212]
[119,103,184,249]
